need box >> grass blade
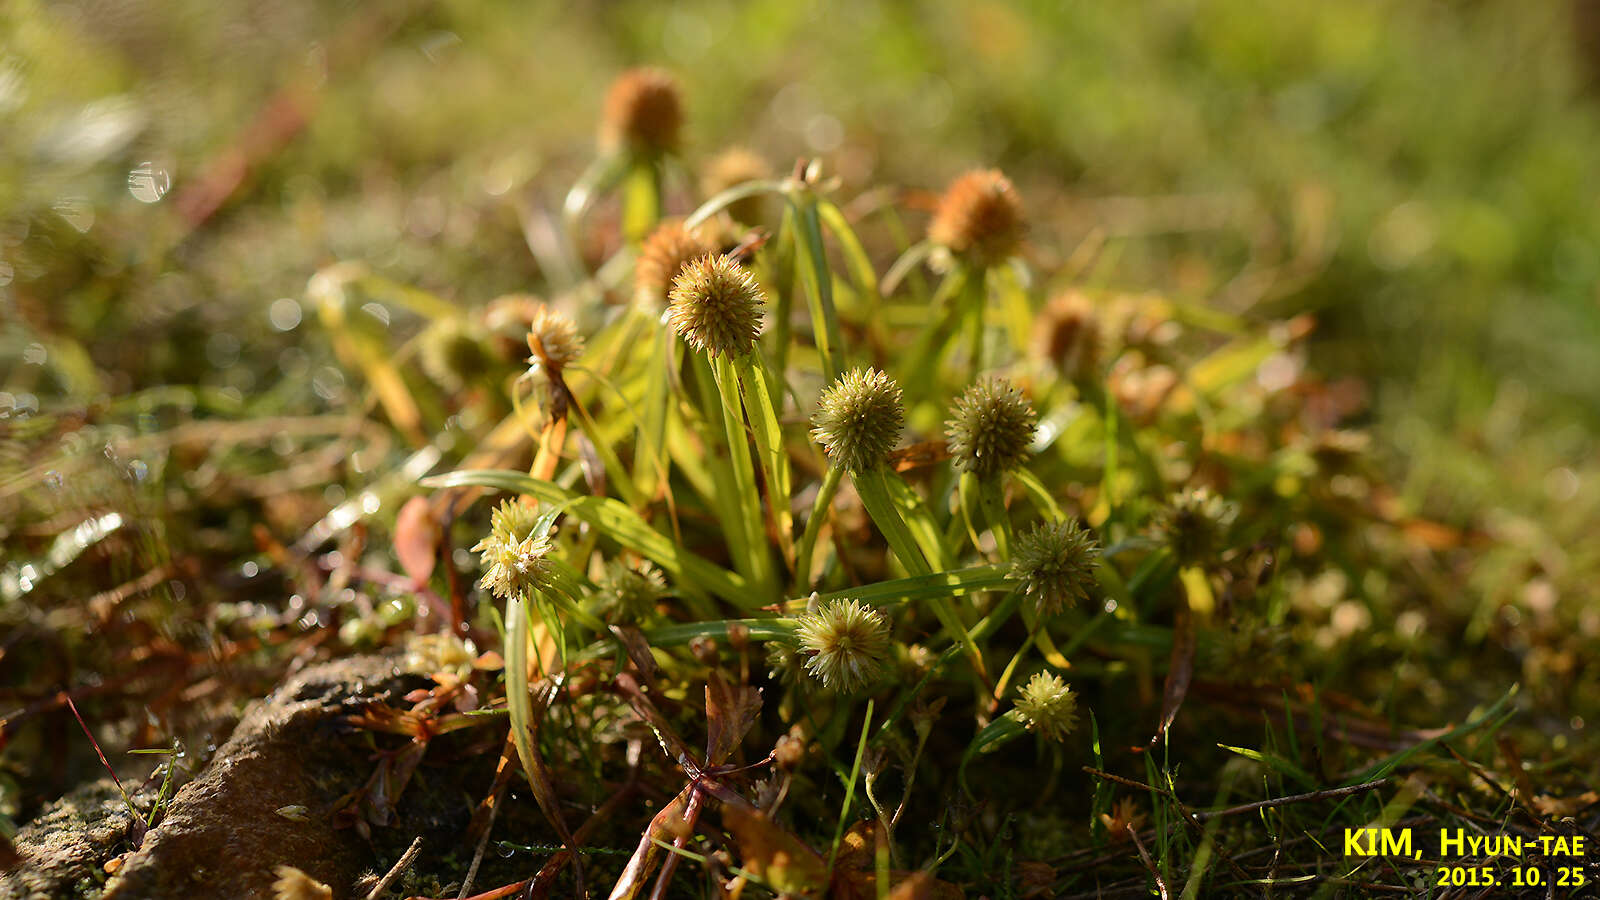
[423,469,750,606]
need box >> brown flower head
[928,169,1024,266]
[1034,291,1103,381]
[636,220,715,307]
[599,67,683,157]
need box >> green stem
[854,467,986,678]
[964,264,989,378]
[827,700,875,876]
[852,468,931,577]
[901,265,971,402]
[620,157,663,244]
[732,353,794,570]
[634,321,673,499]
[874,589,1021,740]
[791,195,844,382]
[795,464,843,592]
[770,203,798,388]
[711,354,777,598]
[504,595,540,794]
[685,179,789,230]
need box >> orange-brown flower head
[928,169,1024,266]
[667,253,765,358]
[1034,291,1103,381]
[599,67,683,157]
[636,220,715,307]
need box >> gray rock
[1,778,147,900]
[96,654,425,900]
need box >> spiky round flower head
[945,378,1038,478]
[1012,519,1101,615]
[700,146,773,224]
[599,67,683,157]
[597,559,669,623]
[766,641,808,689]
[420,318,497,391]
[526,304,584,374]
[1034,291,1103,381]
[928,169,1024,266]
[636,220,715,307]
[794,598,891,694]
[810,368,905,474]
[470,499,554,602]
[1155,487,1238,565]
[667,253,765,358]
[1014,671,1078,742]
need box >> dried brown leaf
[721,803,828,896]
[1153,597,1195,744]
[393,495,440,586]
[607,786,691,900]
[705,675,762,767]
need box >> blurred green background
[4,0,1597,709]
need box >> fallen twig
[367,836,424,900]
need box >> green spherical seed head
[1155,487,1237,565]
[1014,671,1078,742]
[667,253,765,358]
[1012,519,1101,616]
[598,559,668,623]
[810,368,905,474]
[946,378,1038,477]
[794,598,891,694]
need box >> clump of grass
[4,35,1584,900]
[328,66,1576,898]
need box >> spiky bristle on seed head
[420,318,496,391]
[794,598,891,694]
[1155,487,1238,565]
[1014,671,1078,742]
[1034,290,1103,381]
[946,378,1038,478]
[811,368,905,474]
[470,499,554,602]
[700,146,774,223]
[598,559,669,623]
[1011,518,1101,615]
[526,304,584,373]
[667,253,765,358]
